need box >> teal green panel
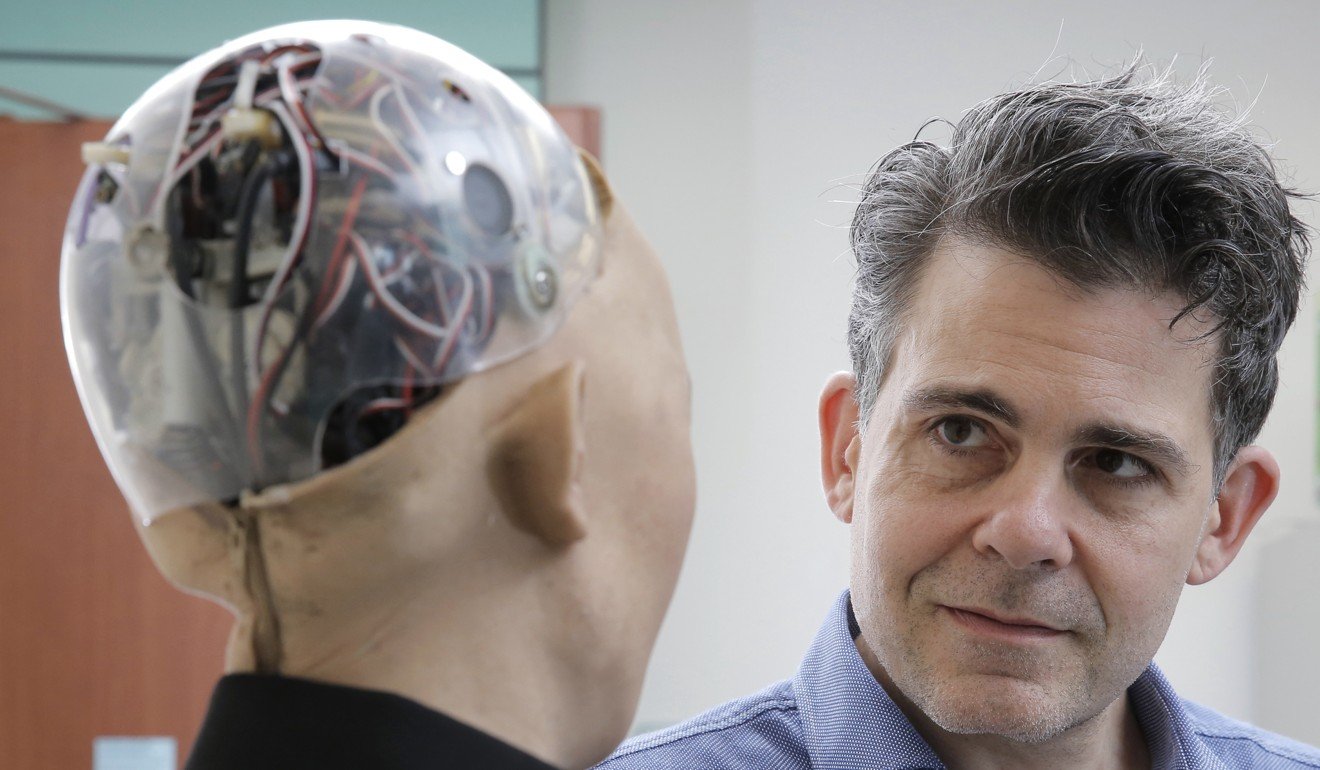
[0,62,541,120]
[0,60,169,120]
[2,1,538,70]
[0,1,542,120]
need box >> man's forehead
[883,238,1219,444]
[907,237,1218,364]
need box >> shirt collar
[1128,664,1229,770]
[793,591,946,770]
[794,590,1228,770]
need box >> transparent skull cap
[62,20,602,524]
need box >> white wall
[547,0,1320,742]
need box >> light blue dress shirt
[599,591,1320,770]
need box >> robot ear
[577,148,614,221]
[484,361,589,546]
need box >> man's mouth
[941,605,1067,641]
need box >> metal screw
[529,263,556,309]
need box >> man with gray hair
[597,66,1320,769]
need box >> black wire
[230,158,276,308]
[166,186,195,299]
[228,153,287,484]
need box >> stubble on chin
[857,557,1124,743]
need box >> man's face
[846,237,1220,741]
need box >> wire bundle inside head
[62,21,602,522]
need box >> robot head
[62,21,602,524]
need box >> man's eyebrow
[1074,424,1195,477]
[902,386,1020,427]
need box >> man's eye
[934,417,989,449]
[1091,449,1152,480]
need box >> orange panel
[0,118,233,769]
[549,105,603,160]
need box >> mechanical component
[61,21,603,523]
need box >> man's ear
[1187,445,1280,585]
[485,361,588,546]
[820,372,862,524]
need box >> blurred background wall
[3,0,1317,761]
[544,0,1320,744]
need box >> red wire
[428,273,475,375]
[191,89,229,119]
[246,339,293,477]
[261,44,315,66]
[359,397,408,418]
[310,175,369,321]
[252,120,317,369]
[397,230,437,260]
[402,360,415,416]
[278,63,333,153]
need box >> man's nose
[970,459,1075,570]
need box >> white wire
[351,231,450,340]
[391,83,445,189]
[235,59,260,110]
[331,143,399,182]
[429,266,474,370]
[310,256,357,333]
[250,100,315,376]
[394,337,435,377]
[154,129,225,216]
[275,51,322,73]
[277,63,320,144]
[368,85,428,186]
